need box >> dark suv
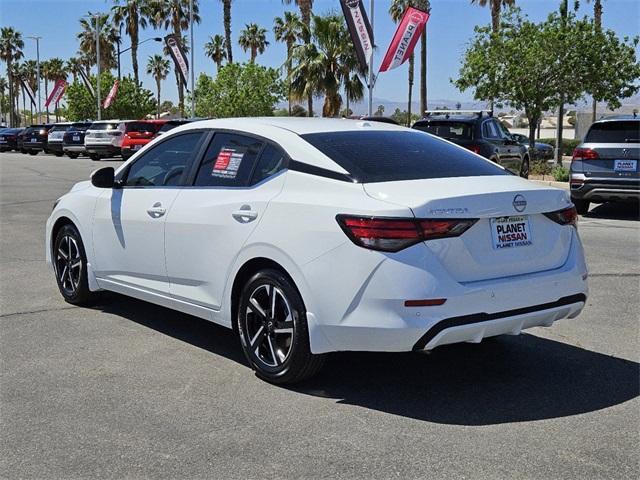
[62,122,93,159]
[22,124,54,155]
[412,111,529,177]
[570,116,639,214]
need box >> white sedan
[46,118,588,384]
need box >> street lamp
[83,13,103,120]
[27,36,42,124]
[117,37,162,80]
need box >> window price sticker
[212,147,245,178]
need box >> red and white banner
[45,79,67,108]
[379,7,430,73]
[103,80,119,109]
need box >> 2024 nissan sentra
[46,118,588,384]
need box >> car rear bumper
[47,142,63,153]
[570,178,640,202]
[304,229,589,354]
[23,141,46,151]
[63,144,86,153]
[85,144,121,156]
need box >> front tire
[90,154,100,161]
[67,152,79,159]
[572,198,590,215]
[53,224,99,305]
[237,269,325,384]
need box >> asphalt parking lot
[1,151,638,479]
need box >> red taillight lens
[466,145,482,154]
[572,148,599,160]
[337,215,477,252]
[544,206,578,226]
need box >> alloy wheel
[55,235,82,296]
[244,283,295,369]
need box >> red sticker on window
[214,149,233,170]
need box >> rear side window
[301,130,508,183]
[413,121,473,140]
[89,122,119,131]
[194,133,264,187]
[126,122,158,133]
[585,121,640,143]
[250,145,287,185]
[159,121,189,134]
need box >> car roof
[176,117,407,135]
[592,115,639,124]
[415,115,479,123]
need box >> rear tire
[67,152,79,159]
[572,198,590,215]
[55,152,63,157]
[237,269,325,384]
[52,224,100,306]
[520,156,530,179]
[90,154,100,161]
[28,150,38,155]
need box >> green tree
[0,76,7,123]
[204,34,226,71]
[66,57,83,83]
[0,27,24,126]
[454,8,594,148]
[45,58,67,121]
[193,62,284,118]
[112,0,151,84]
[471,0,515,32]
[274,11,304,114]
[239,23,269,63]
[146,0,201,116]
[146,54,170,118]
[282,0,314,115]
[66,73,155,120]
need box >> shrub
[531,160,552,176]
[537,138,581,156]
[552,166,570,182]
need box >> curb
[531,179,569,190]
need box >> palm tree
[147,54,170,118]
[0,27,24,126]
[290,14,356,118]
[390,1,418,123]
[0,76,7,125]
[10,63,21,125]
[112,0,150,84]
[274,11,304,114]
[587,0,603,121]
[147,0,201,116]
[22,60,37,119]
[283,0,314,115]
[77,12,119,72]
[46,58,67,121]
[204,34,226,71]
[40,60,51,122]
[66,57,83,83]
[219,0,233,64]
[239,24,269,63]
[470,0,515,33]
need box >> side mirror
[91,166,115,188]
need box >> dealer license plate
[614,159,637,172]
[73,135,80,141]
[133,144,142,150]
[31,138,37,143]
[490,216,533,250]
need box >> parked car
[84,120,123,160]
[570,116,639,214]
[412,111,530,178]
[47,118,587,384]
[63,122,93,159]
[0,127,25,152]
[355,116,400,125]
[153,119,196,138]
[16,128,28,153]
[22,124,54,155]
[46,122,73,157]
[510,133,554,161]
[120,120,167,160]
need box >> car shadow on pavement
[585,201,639,221]
[94,294,639,426]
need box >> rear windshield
[70,122,92,130]
[89,122,119,131]
[125,121,159,133]
[585,121,640,143]
[49,125,71,133]
[412,121,473,141]
[158,121,188,133]
[301,130,508,183]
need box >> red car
[119,120,167,160]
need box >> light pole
[189,0,195,118]
[27,36,42,123]
[117,37,162,80]
[85,13,102,120]
[368,0,374,117]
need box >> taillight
[572,148,599,160]
[336,215,477,252]
[466,145,482,154]
[544,206,578,226]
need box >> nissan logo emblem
[513,194,527,212]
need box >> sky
[1,0,639,109]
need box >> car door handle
[147,202,166,218]
[232,205,258,223]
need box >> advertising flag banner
[164,34,189,86]
[78,68,95,98]
[340,0,374,72]
[102,80,119,109]
[45,79,67,108]
[21,77,36,106]
[379,7,429,73]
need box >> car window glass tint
[585,121,640,143]
[194,133,264,187]
[301,130,508,183]
[250,144,286,185]
[413,121,473,140]
[483,121,499,139]
[125,132,203,187]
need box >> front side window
[194,133,264,187]
[124,132,203,187]
[301,130,508,183]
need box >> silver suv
[570,117,639,214]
